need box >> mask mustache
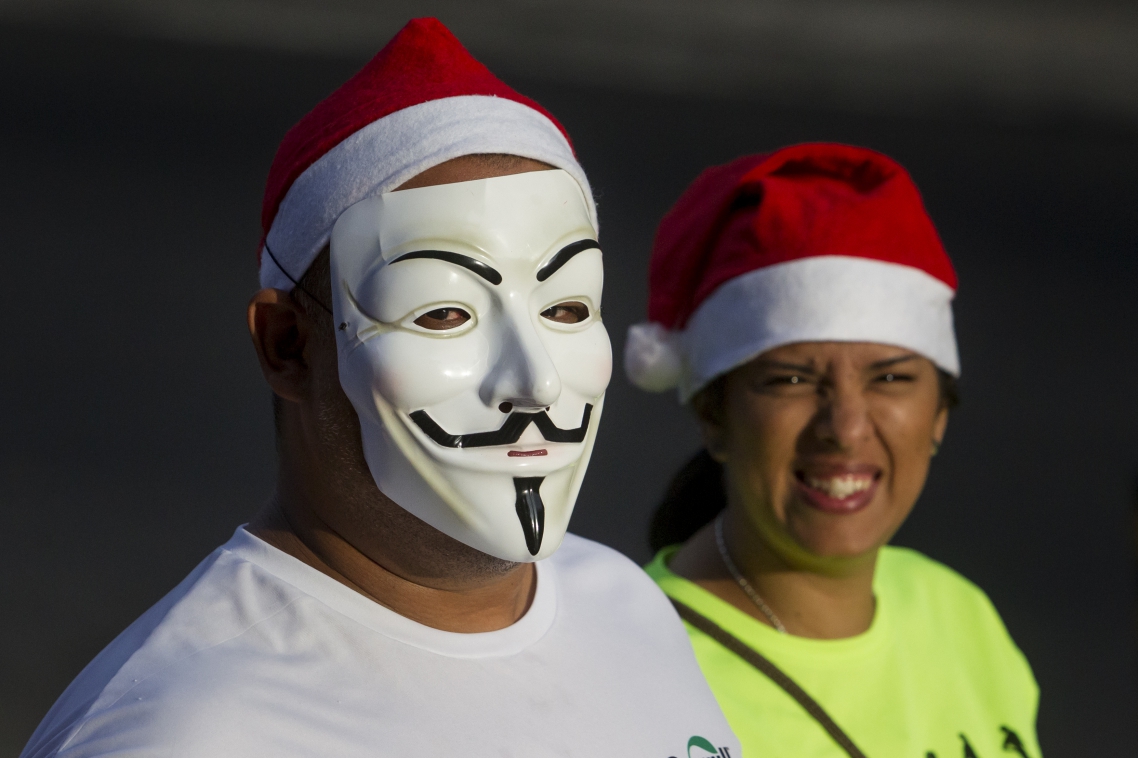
[409,404,593,449]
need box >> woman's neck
[668,511,878,640]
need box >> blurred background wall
[1,2,1135,755]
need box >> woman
[624,144,1040,758]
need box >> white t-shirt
[22,528,740,758]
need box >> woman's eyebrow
[389,250,502,285]
[754,360,817,374]
[868,354,921,369]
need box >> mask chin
[351,384,604,562]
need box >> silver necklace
[714,514,787,634]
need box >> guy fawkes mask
[330,169,611,562]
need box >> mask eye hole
[540,301,590,324]
[413,307,472,331]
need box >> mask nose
[481,305,562,410]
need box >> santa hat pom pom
[624,322,683,392]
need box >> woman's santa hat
[259,17,595,290]
[624,143,959,401]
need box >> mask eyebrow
[536,239,601,282]
[389,250,503,285]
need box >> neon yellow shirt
[647,545,1041,758]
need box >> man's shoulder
[24,653,321,758]
[551,532,665,596]
[538,534,737,751]
[547,533,685,635]
[550,531,637,567]
[21,533,311,758]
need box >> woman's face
[700,341,948,570]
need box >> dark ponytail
[648,449,727,552]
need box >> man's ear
[247,288,312,404]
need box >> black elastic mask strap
[263,241,333,316]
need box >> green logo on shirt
[678,735,732,758]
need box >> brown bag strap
[671,598,869,758]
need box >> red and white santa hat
[259,17,595,290]
[624,143,959,401]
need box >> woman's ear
[691,383,730,463]
[932,406,949,449]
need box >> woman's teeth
[805,474,874,499]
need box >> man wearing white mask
[21,18,739,758]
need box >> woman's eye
[767,375,804,386]
[876,372,914,383]
[541,301,590,324]
[413,307,471,331]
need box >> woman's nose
[480,305,562,410]
[813,384,872,451]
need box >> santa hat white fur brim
[261,95,595,290]
[625,256,959,402]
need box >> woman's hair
[647,368,959,552]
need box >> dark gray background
[1,13,1136,757]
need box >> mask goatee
[513,478,545,556]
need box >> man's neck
[247,495,537,634]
